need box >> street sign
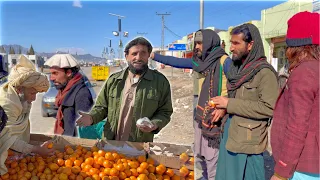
[168,44,187,51]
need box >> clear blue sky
[1,0,283,57]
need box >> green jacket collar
[117,68,153,81]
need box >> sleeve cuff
[274,160,295,178]
[150,119,163,134]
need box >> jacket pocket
[235,121,262,145]
[242,83,259,101]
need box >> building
[167,0,314,72]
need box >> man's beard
[194,49,202,58]
[232,51,248,62]
[18,92,32,110]
[54,82,68,90]
[128,61,148,75]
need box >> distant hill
[0,44,105,62]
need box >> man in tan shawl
[0,55,53,175]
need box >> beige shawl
[0,55,49,175]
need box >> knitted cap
[286,11,319,47]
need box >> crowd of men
[0,11,319,180]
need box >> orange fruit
[110,168,119,176]
[179,153,189,164]
[139,162,148,170]
[124,169,131,177]
[47,142,53,149]
[66,148,75,155]
[92,174,100,180]
[171,175,180,180]
[155,165,166,175]
[72,166,81,175]
[137,167,144,174]
[59,173,68,180]
[103,161,112,168]
[115,164,125,172]
[74,160,82,167]
[62,167,72,176]
[76,175,84,180]
[165,169,174,177]
[104,168,111,176]
[179,166,189,177]
[128,162,138,169]
[65,159,73,167]
[146,159,154,165]
[137,156,146,164]
[162,175,170,180]
[137,174,148,180]
[130,169,138,177]
[93,162,101,169]
[112,153,120,160]
[155,174,163,180]
[188,157,194,165]
[208,100,216,108]
[148,173,156,180]
[85,157,94,166]
[98,150,106,157]
[147,165,155,173]
[91,146,99,152]
[97,157,106,165]
[105,153,114,161]
[119,171,127,179]
[57,158,64,167]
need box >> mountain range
[0,44,105,62]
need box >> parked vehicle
[41,73,97,117]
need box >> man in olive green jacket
[76,37,173,142]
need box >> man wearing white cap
[44,54,93,136]
[0,55,53,175]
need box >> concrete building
[168,0,315,71]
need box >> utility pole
[156,12,170,55]
[193,0,204,121]
[200,0,204,29]
[137,32,148,37]
[109,13,125,59]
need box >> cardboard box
[146,142,194,170]
[29,134,194,170]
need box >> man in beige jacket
[0,55,53,175]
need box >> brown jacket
[225,68,278,154]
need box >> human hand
[76,112,93,127]
[32,141,55,156]
[211,109,226,122]
[211,96,229,109]
[136,117,158,132]
[150,52,155,59]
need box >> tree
[28,45,35,55]
[0,46,6,53]
[18,47,22,54]
[9,46,15,54]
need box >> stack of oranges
[1,144,194,180]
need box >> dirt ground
[153,67,194,146]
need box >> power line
[137,32,148,37]
[156,12,171,54]
[164,25,182,38]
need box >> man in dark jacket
[44,54,93,136]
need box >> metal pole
[109,13,125,60]
[200,0,204,29]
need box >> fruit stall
[1,134,194,180]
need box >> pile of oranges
[1,144,194,180]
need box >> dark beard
[128,62,148,75]
[54,81,68,90]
